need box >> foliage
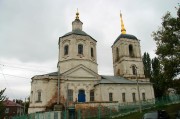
[152,10,180,85]
[173,78,180,94]
[13,98,30,114]
[142,53,166,97]
[142,52,151,78]
[23,97,30,114]
[0,88,6,117]
[151,57,166,97]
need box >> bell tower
[112,12,146,80]
[58,10,98,74]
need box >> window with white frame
[68,89,73,101]
[36,90,42,102]
[90,90,94,101]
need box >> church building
[28,11,154,114]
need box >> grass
[113,103,180,119]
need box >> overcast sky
[0,0,179,100]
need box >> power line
[0,67,16,98]
[0,61,56,69]
[0,64,50,73]
[0,73,30,79]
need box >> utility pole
[54,64,62,111]
[24,98,26,114]
[136,72,142,113]
[130,66,142,113]
[57,65,60,105]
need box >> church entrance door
[78,89,85,102]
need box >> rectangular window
[132,93,136,102]
[64,45,69,55]
[90,90,94,101]
[37,91,41,102]
[91,48,94,57]
[122,93,126,102]
[78,44,83,55]
[68,89,73,101]
[109,93,113,101]
[30,91,33,103]
[142,93,146,101]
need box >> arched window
[68,89,73,101]
[64,45,69,55]
[132,65,137,75]
[90,90,94,101]
[91,47,94,57]
[129,45,134,57]
[116,47,119,61]
[78,44,83,55]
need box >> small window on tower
[116,47,119,61]
[132,65,137,75]
[91,47,94,57]
[64,45,69,55]
[129,45,134,57]
[78,44,83,55]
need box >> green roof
[114,34,138,44]
[60,29,96,42]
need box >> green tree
[152,9,180,87]
[151,57,165,97]
[172,78,180,94]
[142,52,151,78]
[0,88,6,118]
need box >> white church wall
[94,83,154,103]
[59,60,98,74]
[29,78,57,114]
[60,79,98,103]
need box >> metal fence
[70,94,180,119]
[12,111,61,119]
[13,94,180,119]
